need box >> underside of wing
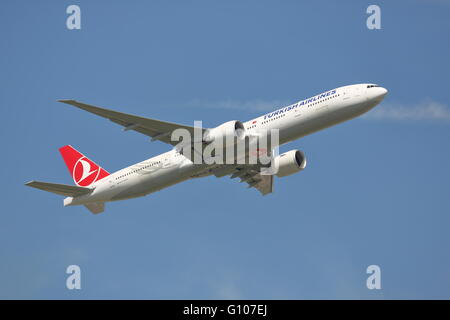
[208,165,274,195]
[84,202,105,214]
[249,174,273,195]
[58,100,205,146]
[25,181,93,197]
[231,167,274,195]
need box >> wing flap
[210,165,274,195]
[25,180,93,197]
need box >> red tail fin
[59,145,110,187]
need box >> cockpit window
[367,84,380,88]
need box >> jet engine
[203,121,246,145]
[273,149,307,177]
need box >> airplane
[25,83,388,214]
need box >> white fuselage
[64,83,387,207]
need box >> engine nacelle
[203,120,245,145]
[273,149,307,177]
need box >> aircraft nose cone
[376,87,388,100]
[369,86,388,102]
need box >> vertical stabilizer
[59,145,110,187]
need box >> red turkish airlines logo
[72,156,101,187]
[250,148,267,157]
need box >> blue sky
[1,0,450,299]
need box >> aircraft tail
[59,145,110,187]
[25,180,93,197]
[25,146,109,214]
[84,203,105,214]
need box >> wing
[25,181,93,197]
[230,166,274,195]
[58,100,206,147]
[244,173,273,195]
[207,164,274,195]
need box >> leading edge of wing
[58,99,205,146]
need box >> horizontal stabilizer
[84,202,105,214]
[25,180,93,197]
